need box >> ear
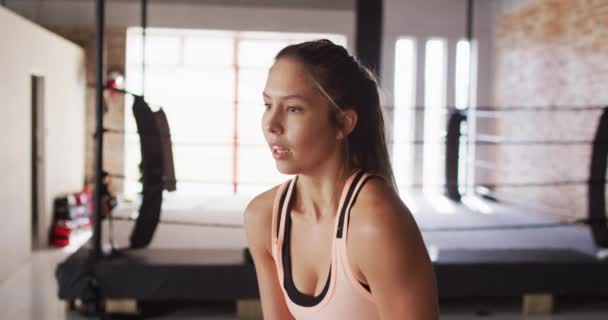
[336,109,358,140]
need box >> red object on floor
[52,236,69,247]
[53,225,72,237]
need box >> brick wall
[493,0,608,217]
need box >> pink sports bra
[271,170,381,319]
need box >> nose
[263,107,283,135]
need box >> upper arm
[350,180,439,320]
[244,190,295,320]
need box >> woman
[244,39,438,319]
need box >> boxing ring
[57,186,608,304]
[55,0,608,317]
[57,105,608,309]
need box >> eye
[287,106,302,113]
[263,103,271,111]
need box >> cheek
[260,113,269,139]
[289,116,336,152]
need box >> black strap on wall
[355,0,383,80]
[588,107,608,247]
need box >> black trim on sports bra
[340,173,383,294]
[280,172,374,307]
[345,174,383,236]
[337,171,366,238]
[276,182,290,240]
[282,181,332,307]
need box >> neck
[293,161,354,223]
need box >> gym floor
[2,246,606,319]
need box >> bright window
[455,40,471,110]
[124,28,346,197]
[392,38,416,191]
[393,37,478,196]
[422,38,447,194]
[455,39,472,195]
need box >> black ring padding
[98,130,608,147]
[452,180,606,188]
[473,138,608,146]
[105,173,607,189]
[367,137,608,146]
[108,215,602,232]
[398,138,608,146]
[473,105,607,112]
[101,130,278,147]
[107,173,126,179]
[380,105,607,112]
[407,180,607,189]
[102,128,172,138]
[419,218,604,233]
[445,109,467,201]
[588,107,608,247]
[102,128,126,134]
[105,174,308,186]
[110,215,244,229]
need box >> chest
[288,213,364,296]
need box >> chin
[275,161,300,175]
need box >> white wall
[0,6,85,281]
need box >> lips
[270,143,290,158]
[270,144,289,154]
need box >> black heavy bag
[130,96,164,249]
[588,107,608,247]
[154,108,177,192]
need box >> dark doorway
[31,75,45,250]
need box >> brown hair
[275,39,396,189]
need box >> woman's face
[262,58,342,175]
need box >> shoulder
[349,177,438,317]
[245,185,279,219]
[350,176,411,233]
[243,182,286,254]
[348,176,425,261]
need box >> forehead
[264,58,317,98]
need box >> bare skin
[244,57,439,320]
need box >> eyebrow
[262,92,309,101]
